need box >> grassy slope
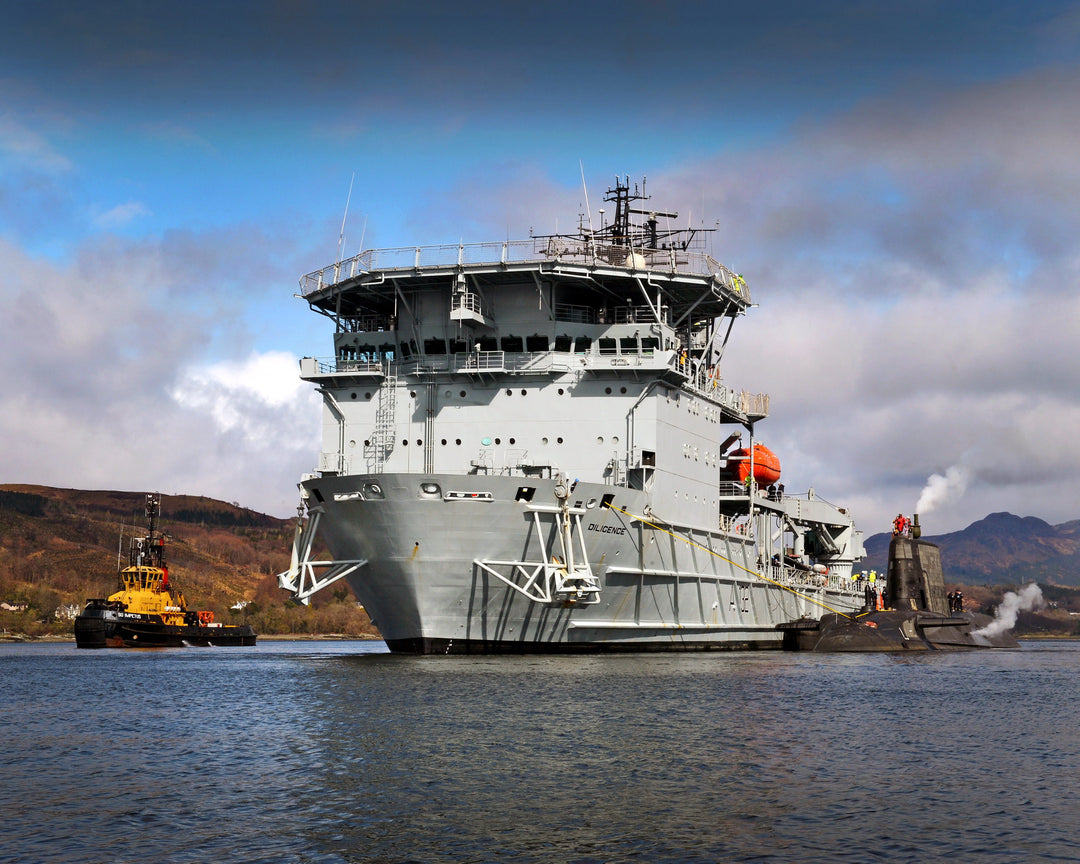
[0,485,379,639]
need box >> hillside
[0,485,379,639]
[862,512,1080,586]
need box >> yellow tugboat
[74,494,257,648]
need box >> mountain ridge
[862,511,1080,585]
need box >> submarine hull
[778,533,1019,651]
[779,609,1018,652]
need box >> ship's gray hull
[306,473,862,653]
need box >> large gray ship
[278,177,865,652]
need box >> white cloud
[639,69,1080,535]
[91,200,151,229]
[0,115,72,172]
[172,351,318,444]
[0,231,319,518]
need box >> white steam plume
[972,583,1045,640]
[915,465,970,514]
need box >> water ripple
[2,642,1080,863]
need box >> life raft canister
[725,444,781,486]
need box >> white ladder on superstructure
[365,374,397,472]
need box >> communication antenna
[337,172,355,262]
[355,215,367,257]
[579,160,593,234]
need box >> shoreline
[2,632,1073,644]
[0,632,384,643]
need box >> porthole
[363,482,384,499]
[557,437,564,444]
[445,390,452,398]
[460,390,466,398]
[364,439,371,447]
[586,498,598,509]
[506,388,513,396]
[416,439,422,447]
[456,438,462,445]
[620,387,627,394]
[597,437,604,445]
[365,392,372,400]
[410,391,416,398]
[520,389,526,396]
[605,387,612,394]
[441,439,447,445]
[402,439,409,446]
[494,438,501,445]
[350,392,357,400]
[509,438,515,445]
[542,437,549,445]
[349,440,356,448]
[558,388,565,395]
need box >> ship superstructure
[279,177,864,652]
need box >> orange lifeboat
[725,444,781,485]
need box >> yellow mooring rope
[605,504,857,621]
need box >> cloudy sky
[3,1,1079,533]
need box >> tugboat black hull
[74,605,256,649]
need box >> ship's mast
[127,493,165,571]
[602,175,679,250]
[145,493,159,540]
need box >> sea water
[2,640,1079,863]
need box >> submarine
[777,515,1019,651]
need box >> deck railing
[300,238,750,303]
[303,350,767,419]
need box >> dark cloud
[4,1,1072,123]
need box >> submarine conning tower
[886,531,949,615]
[778,515,1020,650]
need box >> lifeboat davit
[725,444,781,486]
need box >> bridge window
[424,338,447,355]
[500,335,523,352]
[526,334,549,352]
[598,338,617,355]
[554,334,573,352]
